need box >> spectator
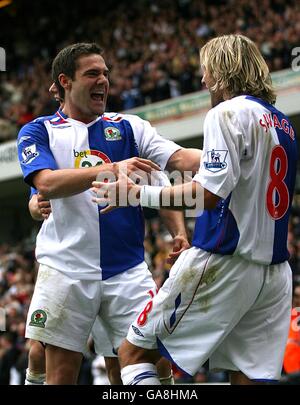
[1,0,300,141]
[0,332,20,385]
[283,284,300,374]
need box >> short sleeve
[17,120,58,186]
[193,106,243,199]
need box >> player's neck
[62,104,98,124]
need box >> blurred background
[0,0,299,384]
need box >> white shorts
[127,247,292,381]
[91,317,116,357]
[26,262,156,354]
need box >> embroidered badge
[29,309,47,328]
[22,144,39,164]
[104,127,121,141]
[204,149,228,172]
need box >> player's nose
[96,73,108,85]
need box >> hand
[95,158,161,189]
[37,193,51,220]
[117,157,160,174]
[92,171,141,214]
[167,235,190,265]
[113,157,161,184]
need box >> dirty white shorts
[127,247,292,381]
[26,262,156,354]
[91,317,116,357]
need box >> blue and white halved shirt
[18,111,180,280]
[192,95,297,265]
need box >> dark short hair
[51,43,104,99]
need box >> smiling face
[61,54,109,123]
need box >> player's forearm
[33,163,116,199]
[163,182,220,211]
[140,182,219,211]
[159,209,187,238]
[166,183,196,211]
[158,182,200,211]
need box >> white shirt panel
[36,121,102,279]
[122,114,181,170]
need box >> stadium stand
[1,0,300,141]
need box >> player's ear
[58,73,72,91]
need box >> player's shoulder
[32,111,60,126]
[222,95,276,114]
[103,112,144,124]
[19,112,58,132]
[102,112,125,123]
[17,112,58,143]
[224,96,290,128]
[209,96,261,121]
[102,112,148,136]
[214,96,247,112]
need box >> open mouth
[91,92,105,101]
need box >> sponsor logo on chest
[73,149,111,168]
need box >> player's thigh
[127,248,266,375]
[26,264,101,353]
[100,262,156,350]
[211,261,292,381]
[91,316,117,358]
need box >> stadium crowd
[1,0,300,142]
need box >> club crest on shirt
[104,126,122,141]
[204,149,228,172]
[29,309,47,328]
[22,144,39,164]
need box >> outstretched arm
[92,172,220,213]
[159,182,220,211]
[32,157,160,199]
